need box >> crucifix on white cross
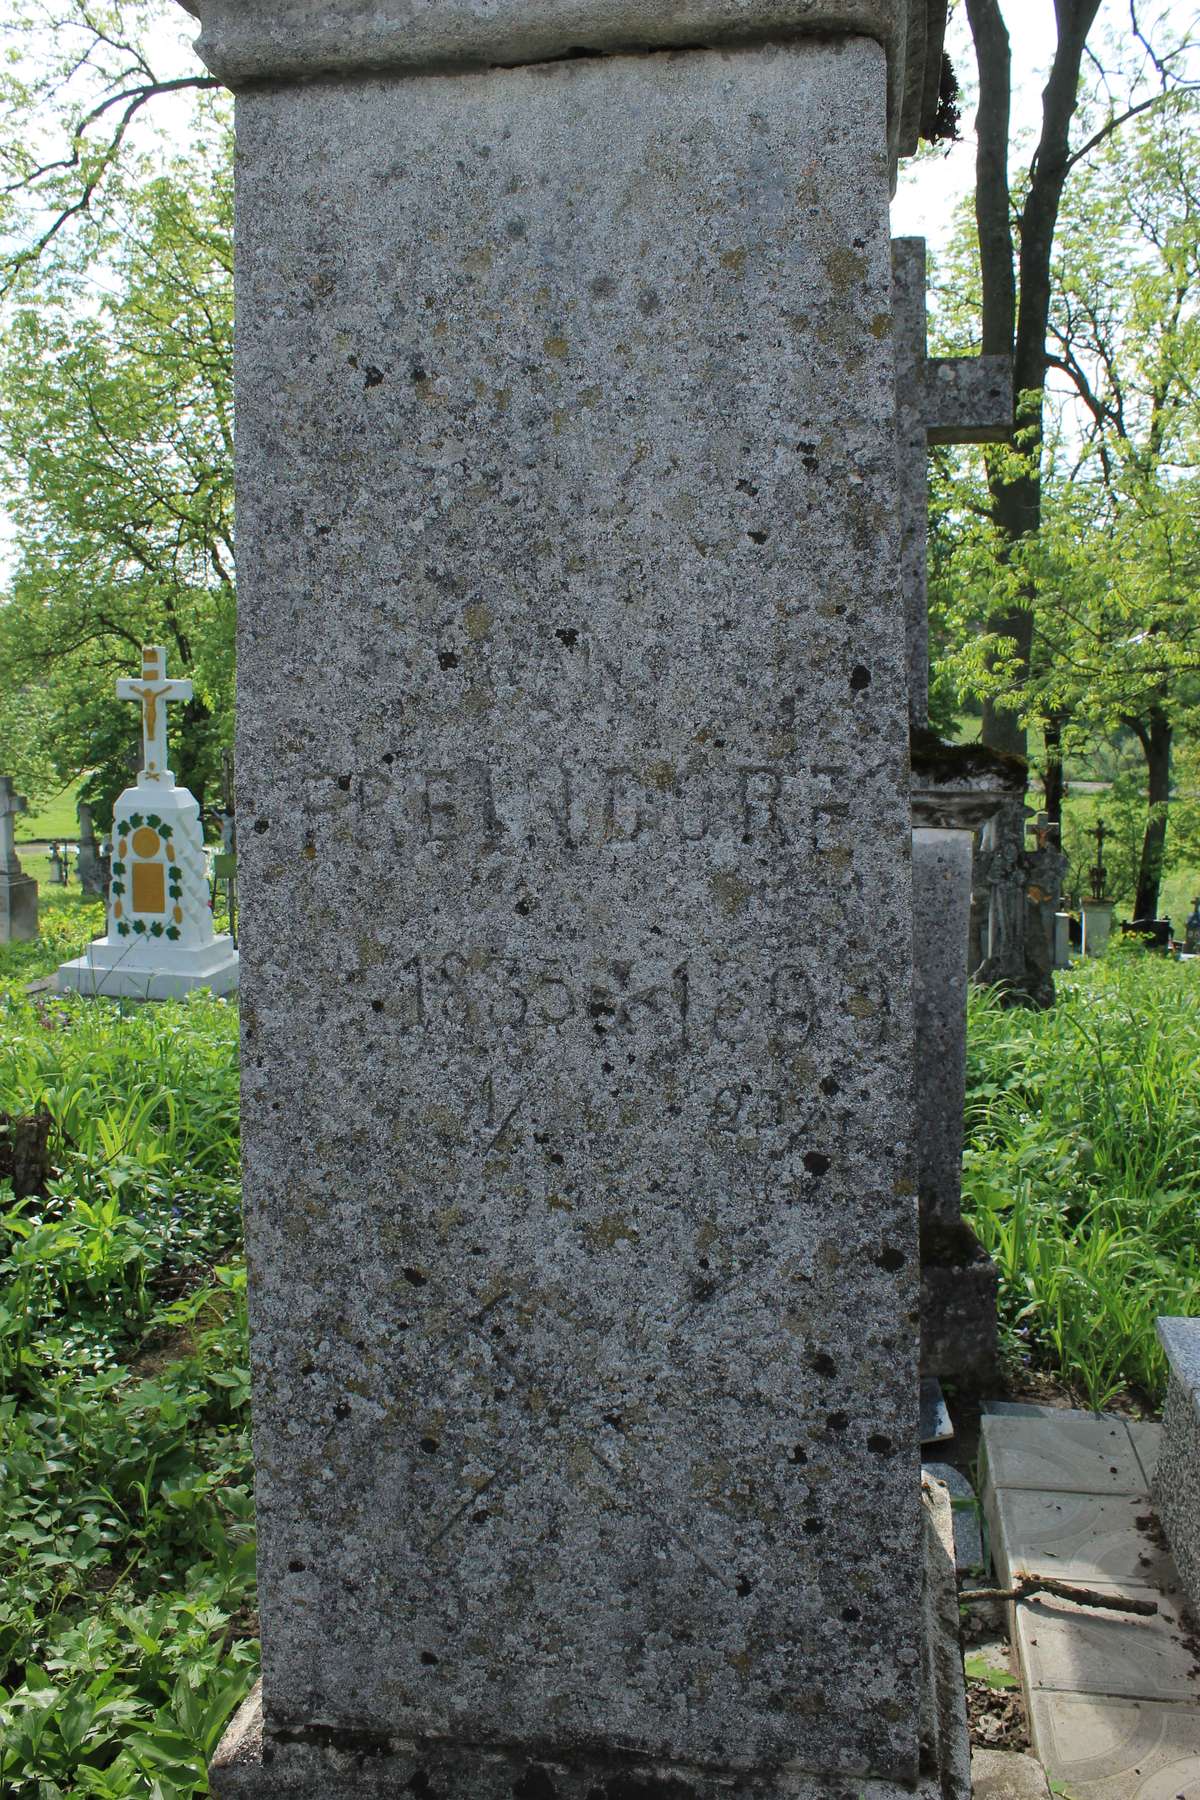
[116,645,194,785]
[0,776,27,877]
[893,238,1013,730]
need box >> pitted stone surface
[912,829,972,1236]
[180,0,946,161]
[233,38,919,1786]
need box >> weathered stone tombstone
[0,777,38,943]
[910,739,1023,1385]
[76,800,110,899]
[183,1,970,1795]
[57,646,239,999]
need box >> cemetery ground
[0,915,1199,1795]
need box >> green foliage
[0,116,234,821]
[964,958,1200,1409]
[0,977,253,1798]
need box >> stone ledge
[176,0,944,161]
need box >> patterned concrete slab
[1014,1588,1200,1703]
[1028,1692,1200,1799]
[983,1415,1147,1497]
[988,1489,1174,1591]
[1128,1420,1162,1488]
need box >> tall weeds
[965,951,1200,1409]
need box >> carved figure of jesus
[116,646,193,783]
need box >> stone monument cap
[179,0,946,164]
[910,730,1026,832]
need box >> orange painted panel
[132,862,166,914]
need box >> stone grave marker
[0,776,38,942]
[76,800,110,899]
[181,1,968,1795]
[57,646,239,998]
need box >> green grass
[14,781,87,846]
[0,913,252,1797]
[964,949,1200,1411]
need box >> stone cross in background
[0,777,38,943]
[57,646,238,999]
[0,777,27,877]
[892,238,1012,729]
[181,1,970,1796]
[116,644,193,785]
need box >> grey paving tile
[1128,1420,1162,1487]
[989,1489,1174,1591]
[1014,1587,1200,1703]
[983,1414,1146,1497]
[1028,1692,1200,1799]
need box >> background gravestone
[0,777,38,943]
[183,2,954,1794]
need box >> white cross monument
[57,645,239,998]
[0,776,38,941]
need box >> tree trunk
[966,0,1102,762]
[1042,717,1065,830]
[1131,705,1172,922]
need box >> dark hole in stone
[333,1400,350,1420]
[513,1769,558,1800]
[803,1151,831,1178]
[876,1245,905,1272]
[826,1411,849,1432]
[411,365,427,382]
[803,1517,824,1535]
[438,651,459,670]
[300,1362,315,1377]
[473,1510,489,1524]
[515,897,533,916]
[371,999,384,1013]
[404,1267,427,1286]
[420,1651,439,1666]
[692,1278,716,1302]
[736,478,758,496]
[735,1575,754,1596]
[288,1559,305,1572]
[809,1351,837,1377]
[549,1151,564,1165]
[788,1445,808,1464]
[747,529,769,545]
[820,1076,840,1096]
[867,1433,893,1455]
[336,775,352,791]
[556,627,579,647]
[419,1437,440,1455]
[382,752,395,764]
[601,1060,614,1074]
[698,1257,709,1270]
[253,818,270,834]
[849,665,871,691]
[841,1605,861,1622]
[364,366,385,388]
[603,1412,623,1431]
[408,1773,434,1799]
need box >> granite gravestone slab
[0,776,38,943]
[182,2,950,1794]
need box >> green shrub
[0,980,253,1798]
[965,956,1200,1409]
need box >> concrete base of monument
[1,873,39,943]
[56,935,240,1000]
[209,1482,970,1800]
[920,1222,1000,1391]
